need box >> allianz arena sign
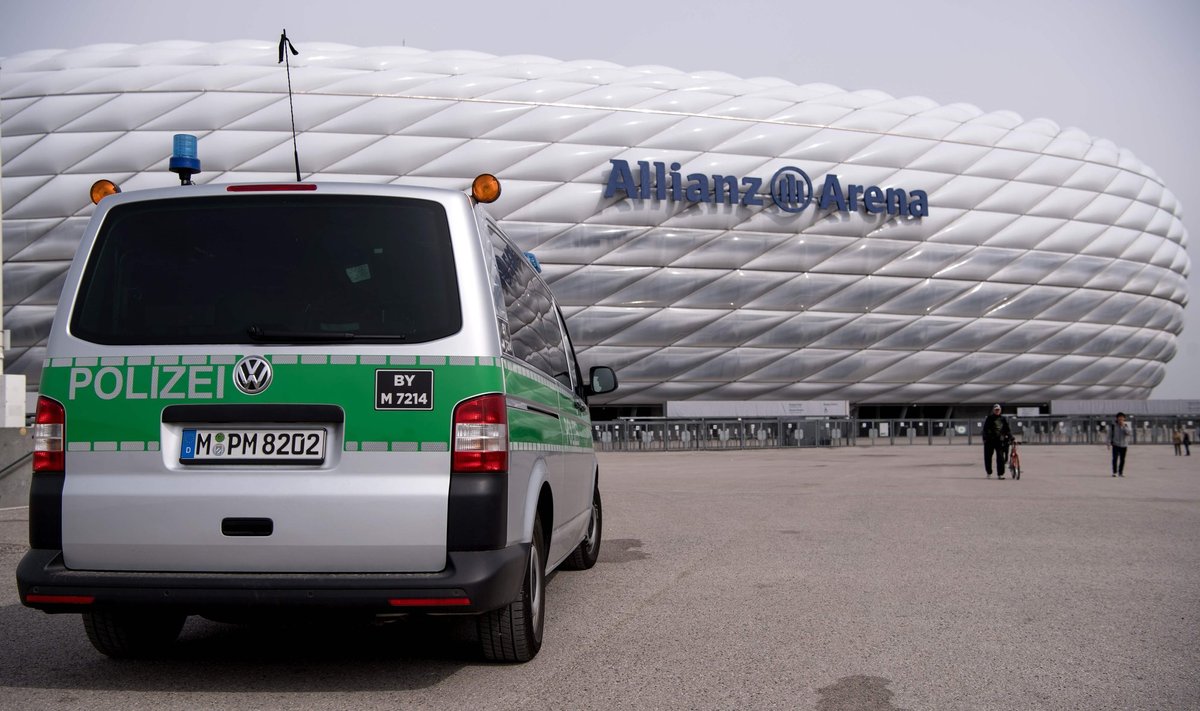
[0,42,1189,405]
[604,159,931,217]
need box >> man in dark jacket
[982,403,1013,479]
[1108,412,1132,476]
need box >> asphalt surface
[1,445,1197,710]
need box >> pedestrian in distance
[1185,430,1192,456]
[1172,427,1183,456]
[982,403,1012,479]
[1108,412,1132,477]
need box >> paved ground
[0,444,1197,710]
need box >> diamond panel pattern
[0,41,1190,403]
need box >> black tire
[477,518,545,662]
[561,487,602,571]
[83,609,186,659]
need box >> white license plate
[180,428,327,463]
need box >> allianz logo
[603,159,929,218]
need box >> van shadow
[0,603,471,692]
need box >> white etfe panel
[1051,399,1200,416]
[666,400,850,418]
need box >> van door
[49,192,488,574]
[557,309,594,522]
[485,224,589,555]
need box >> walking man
[1108,412,1132,477]
[982,404,1012,479]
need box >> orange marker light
[471,174,501,203]
[90,179,121,205]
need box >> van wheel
[478,518,545,662]
[83,609,186,659]
[562,487,602,570]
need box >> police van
[16,137,618,662]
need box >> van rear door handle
[221,517,274,536]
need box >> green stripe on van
[41,356,507,448]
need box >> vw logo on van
[234,356,273,395]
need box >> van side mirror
[587,366,618,396]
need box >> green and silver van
[17,168,617,663]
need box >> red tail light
[452,393,508,473]
[33,396,65,473]
[26,594,93,605]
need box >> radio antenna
[278,29,302,182]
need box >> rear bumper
[16,544,528,615]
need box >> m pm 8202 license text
[180,428,328,464]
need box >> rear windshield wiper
[247,326,408,342]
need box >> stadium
[0,41,1190,415]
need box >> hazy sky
[2,0,1197,397]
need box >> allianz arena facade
[0,41,1190,408]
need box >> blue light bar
[169,133,201,183]
[173,134,197,159]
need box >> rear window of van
[71,194,462,345]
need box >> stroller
[1007,436,1022,480]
